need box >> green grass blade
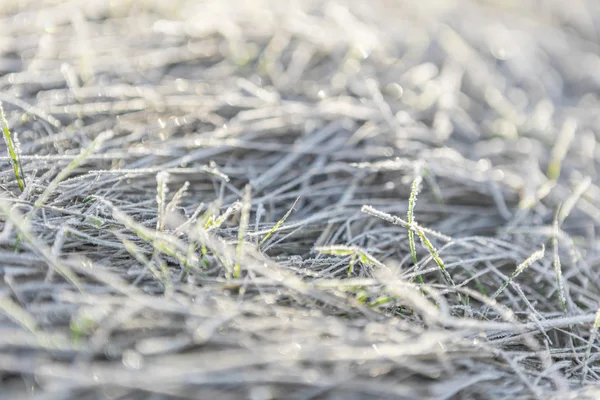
[547,118,576,180]
[558,176,591,224]
[34,130,113,211]
[361,205,451,242]
[415,227,459,301]
[407,175,422,283]
[582,306,600,383]
[166,181,190,215]
[208,201,242,232]
[0,102,26,192]
[362,204,460,301]
[259,196,299,247]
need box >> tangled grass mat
[2,1,600,398]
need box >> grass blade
[407,175,422,283]
[155,171,170,231]
[362,204,461,302]
[490,246,545,301]
[34,130,113,211]
[315,245,386,274]
[0,102,26,192]
[259,196,299,247]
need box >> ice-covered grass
[1,0,600,398]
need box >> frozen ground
[2,0,600,399]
